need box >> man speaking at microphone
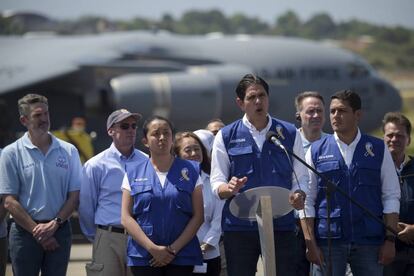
[210,74,310,276]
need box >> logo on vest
[364,142,375,157]
[134,177,148,182]
[275,125,285,140]
[229,138,245,144]
[56,156,68,169]
[318,154,334,160]
[180,168,190,181]
[23,163,35,170]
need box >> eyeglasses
[118,123,137,130]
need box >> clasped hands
[32,220,60,251]
[148,245,176,267]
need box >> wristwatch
[384,235,396,243]
[53,216,64,225]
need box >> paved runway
[5,244,92,276]
[5,243,265,276]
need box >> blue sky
[1,0,413,29]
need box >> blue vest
[311,134,385,245]
[397,156,414,250]
[125,158,203,266]
[221,118,297,231]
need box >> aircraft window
[347,63,370,79]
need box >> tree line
[1,10,414,70]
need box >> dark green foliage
[1,10,413,70]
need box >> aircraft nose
[373,78,402,112]
[354,76,402,132]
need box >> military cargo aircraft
[0,30,401,151]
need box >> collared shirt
[0,132,82,220]
[301,129,401,218]
[79,143,148,241]
[197,171,224,260]
[397,155,411,174]
[299,129,328,154]
[210,114,309,197]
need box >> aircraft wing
[0,31,187,94]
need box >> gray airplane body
[0,30,401,150]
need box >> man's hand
[218,176,248,199]
[39,236,60,251]
[378,240,395,265]
[32,220,59,242]
[289,190,306,210]
[397,222,414,244]
[228,176,247,195]
[306,241,324,266]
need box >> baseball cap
[106,109,142,130]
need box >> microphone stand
[276,140,398,276]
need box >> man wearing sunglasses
[79,109,148,276]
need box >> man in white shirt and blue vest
[302,90,401,276]
[210,74,309,276]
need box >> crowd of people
[0,73,413,276]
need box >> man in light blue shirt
[79,109,148,276]
[294,91,327,276]
[0,93,82,276]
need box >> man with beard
[0,93,82,276]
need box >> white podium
[229,186,293,276]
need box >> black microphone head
[266,131,277,142]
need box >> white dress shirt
[197,171,224,260]
[300,129,401,218]
[210,114,309,198]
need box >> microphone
[266,131,285,150]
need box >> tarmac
[5,243,265,276]
[5,243,93,276]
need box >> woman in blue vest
[174,131,224,276]
[121,116,204,276]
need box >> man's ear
[107,128,114,137]
[236,97,244,111]
[295,112,301,122]
[355,109,362,123]
[19,115,27,127]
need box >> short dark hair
[18,93,48,116]
[235,74,269,100]
[295,91,325,112]
[382,112,411,136]
[142,115,175,138]
[206,118,224,126]
[174,131,211,174]
[331,89,361,112]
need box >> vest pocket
[175,183,193,216]
[130,184,153,216]
[316,208,342,239]
[228,146,254,177]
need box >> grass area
[371,71,414,156]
